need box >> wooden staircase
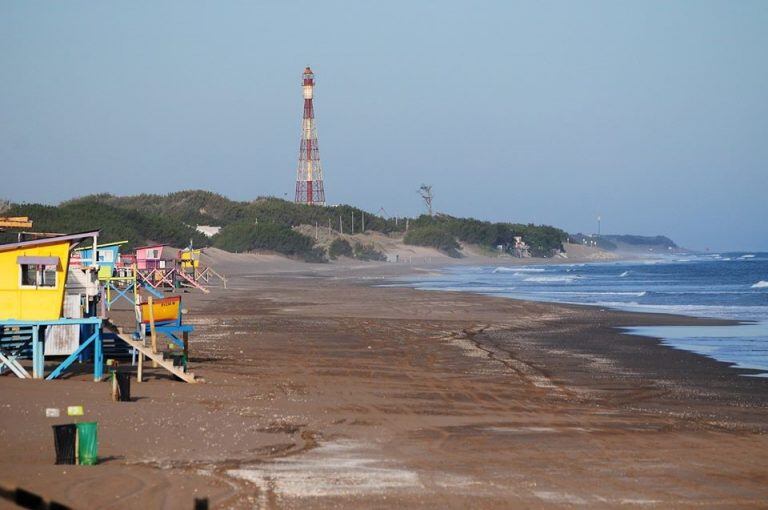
[176,270,210,293]
[103,323,196,383]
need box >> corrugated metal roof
[73,240,128,252]
[134,243,169,250]
[0,230,100,253]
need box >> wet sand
[1,264,767,508]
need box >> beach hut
[75,240,128,279]
[0,231,99,321]
[135,244,175,270]
[0,231,104,380]
[178,247,201,273]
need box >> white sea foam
[619,271,630,277]
[493,266,544,273]
[752,280,768,289]
[443,286,516,293]
[549,291,646,297]
[524,276,578,283]
[594,301,768,321]
[741,254,756,259]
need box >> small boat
[138,295,181,324]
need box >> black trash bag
[116,372,131,402]
[52,424,77,465]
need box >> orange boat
[139,295,181,324]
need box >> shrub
[410,214,566,257]
[328,238,353,259]
[212,222,321,260]
[353,242,387,261]
[2,201,208,249]
[404,225,461,257]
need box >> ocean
[394,253,768,376]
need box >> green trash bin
[76,422,98,465]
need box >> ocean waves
[522,275,579,283]
[492,267,544,273]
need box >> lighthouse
[294,67,326,205]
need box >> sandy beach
[1,257,767,509]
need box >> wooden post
[111,372,118,401]
[182,331,189,373]
[148,296,158,368]
[137,350,143,383]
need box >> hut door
[45,294,82,355]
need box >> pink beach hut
[135,244,176,271]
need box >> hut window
[20,265,37,286]
[19,264,57,288]
[42,266,57,286]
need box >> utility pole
[597,215,601,241]
[339,216,343,235]
[351,212,355,234]
[362,212,365,232]
[328,218,331,236]
[418,184,434,216]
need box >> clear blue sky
[1,1,766,250]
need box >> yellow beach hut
[0,231,99,321]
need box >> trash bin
[76,422,98,465]
[171,353,185,369]
[116,372,131,402]
[52,424,77,465]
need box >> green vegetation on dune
[212,221,323,262]
[407,214,567,257]
[328,238,353,259]
[0,200,207,248]
[403,224,462,257]
[67,191,404,234]
[352,242,387,261]
[3,190,569,260]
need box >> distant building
[196,225,221,237]
[512,236,531,258]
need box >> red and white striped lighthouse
[294,66,326,205]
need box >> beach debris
[45,408,60,418]
[67,406,84,417]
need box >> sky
[1,1,766,251]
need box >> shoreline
[382,258,768,376]
[1,264,767,508]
